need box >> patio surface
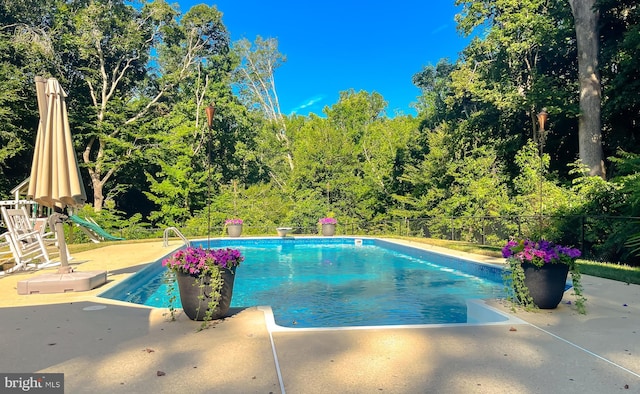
[0,238,639,393]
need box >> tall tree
[452,0,584,180]
[232,36,293,174]
[568,0,606,178]
[141,4,255,226]
[286,90,396,221]
[62,0,230,211]
[0,0,61,194]
[453,0,555,138]
[412,59,456,129]
[61,0,177,210]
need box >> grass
[577,260,640,285]
[394,236,504,258]
[393,236,640,285]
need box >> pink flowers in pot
[502,238,586,314]
[162,246,244,276]
[318,217,337,225]
[502,239,581,267]
[225,218,243,225]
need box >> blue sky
[177,1,469,117]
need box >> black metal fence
[336,215,640,265]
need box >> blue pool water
[99,238,506,328]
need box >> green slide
[68,215,125,242]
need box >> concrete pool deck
[0,238,639,393]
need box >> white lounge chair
[34,216,56,243]
[1,206,54,270]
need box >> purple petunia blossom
[162,246,244,275]
[502,238,581,267]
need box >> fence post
[450,217,454,241]
[580,215,585,256]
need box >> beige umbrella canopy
[28,77,86,208]
[27,76,87,273]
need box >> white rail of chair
[163,227,190,248]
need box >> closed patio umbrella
[27,76,87,274]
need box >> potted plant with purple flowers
[163,246,244,328]
[502,239,586,314]
[318,217,337,236]
[225,218,243,237]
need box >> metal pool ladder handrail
[163,227,190,247]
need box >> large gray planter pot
[321,223,336,236]
[226,224,243,237]
[522,262,569,309]
[176,267,236,321]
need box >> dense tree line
[0,0,639,263]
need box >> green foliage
[182,182,293,236]
[0,1,59,196]
[0,60,29,188]
[510,140,575,239]
[546,156,640,264]
[412,60,456,126]
[164,271,177,321]
[396,123,451,216]
[399,121,516,242]
[503,260,536,312]
[609,150,640,214]
[599,0,640,154]
[287,92,390,222]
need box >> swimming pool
[99,237,508,328]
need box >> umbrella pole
[52,212,72,274]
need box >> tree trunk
[83,136,111,212]
[92,176,104,212]
[569,0,606,179]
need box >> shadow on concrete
[0,302,279,393]
[273,324,638,393]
